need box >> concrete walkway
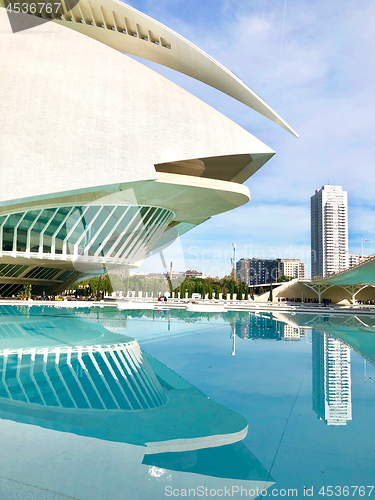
[2,298,375,316]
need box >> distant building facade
[348,254,360,268]
[236,257,305,285]
[311,185,349,278]
[145,271,185,279]
[185,269,209,279]
[236,258,280,285]
[279,259,305,279]
[348,254,370,268]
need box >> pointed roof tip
[224,69,299,137]
[275,111,299,137]
[120,0,300,137]
[280,121,300,138]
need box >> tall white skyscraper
[311,185,349,278]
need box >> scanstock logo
[4,0,79,32]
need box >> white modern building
[312,331,352,426]
[0,1,296,296]
[348,254,370,268]
[349,255,360,268]
[279,259,305,279]
[311,185,349,278]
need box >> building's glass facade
[0,204,174,296]
[0,204,174,264]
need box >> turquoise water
[0,305,374,499]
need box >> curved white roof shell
[0,0,298,137]
[0,10,271,206]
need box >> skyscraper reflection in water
[312,331,352,426]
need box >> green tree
[230,268,237,283]
[18,284,32,300]
[102,274,113,295]
[172,276,248,301]
[278,275,292,282]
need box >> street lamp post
[231,243,236,273]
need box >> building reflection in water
[0,340,167,411]
[272,311,375,427]
[228,312,306,342]
[0,305,272,497]
[312,331,352,426]
[205,309,355,427]
[227,311,353,426]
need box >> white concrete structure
[0,2,296,296]
[311,186,349,278]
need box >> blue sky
[127,0,375,278]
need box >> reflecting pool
[0,305,374,499]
